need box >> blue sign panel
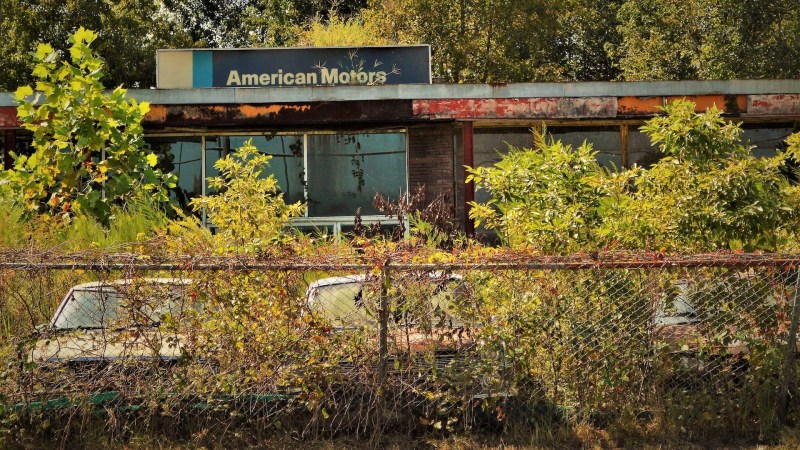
[183,46,431,88]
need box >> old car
[26,278,200,368]
[304,273,508,390]
[306,273,472,349]
[652,278,760,376]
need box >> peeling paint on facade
[748,94,800,116]
[143,101,415,128]
[412,97,616,119]
[617,95,748,116]
[0,107,19,128]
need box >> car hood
[30,328,186,364]
[387,326,474,353]
[653,323,749,355]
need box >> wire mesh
[0,251,798,443]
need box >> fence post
[779,268,800,422]
[375,260,390,438]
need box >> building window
[145,136,203,210]
[205,135,304,205]
[307,133,407,216]
[144,130,408,224]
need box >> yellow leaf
[74,27,97,44]
[35,43,54,60]
[32,64,49,79]
[14,85,33,101]
[146,153,158,167]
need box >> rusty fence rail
[1,251,799,444]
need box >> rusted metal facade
[1,81,799,231]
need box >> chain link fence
[1,251,799,445]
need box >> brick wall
[408,123,457,219]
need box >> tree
[159,0,369,48]
[612,0,703,80]
[466,131,607,252]
[0,0,193,90]
[362,0,566,83]
[190,140,304,253]
[612,0,800,81]
[556,0,623,81]
[295,11,390,46]
[697,0,800,79]
[8,28,176,225]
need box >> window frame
[145,129,410,230]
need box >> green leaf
[35,43,54,61]
[14,86,33,101]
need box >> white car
[28,278,199,366]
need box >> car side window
[53,289,121,329]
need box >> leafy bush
[8,28,175,226]
[190,139,304,254]
[466,130,606,252]
[468,100,800,253]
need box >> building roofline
[3,80,800,107]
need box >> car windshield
[655,283,700,326]
[52,282,198,330]
[311,278,465,328]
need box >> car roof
[307,273,463,291]
[307,275,367,290]
[68,278,193,290]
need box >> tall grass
[0,198,28,248]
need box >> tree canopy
[2,0,800,89]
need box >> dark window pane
[740,124,796,158]
[144,136,202,210]
[474,128,534,204]
[205,135,304,205]
[629,130,661,169]
[307,133,406,216]
[548,126,621,170]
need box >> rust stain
[144,105,167,123]
[143,104,314,125]
[748,94,800,115]
[0,107,20,128]
[412,98,615,119]
[617,96,663,115]
[238,104,311,117]
[619,95,748,116]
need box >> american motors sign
[156,46,431,89]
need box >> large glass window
[146,131,407,220]
[307,133,406,216]
[144,136,202,210]
[205,135,304,205]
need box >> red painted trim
[0,107,20,129]
[413,98,617,120]
[462,121,475,237]
[748,94,800,115]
